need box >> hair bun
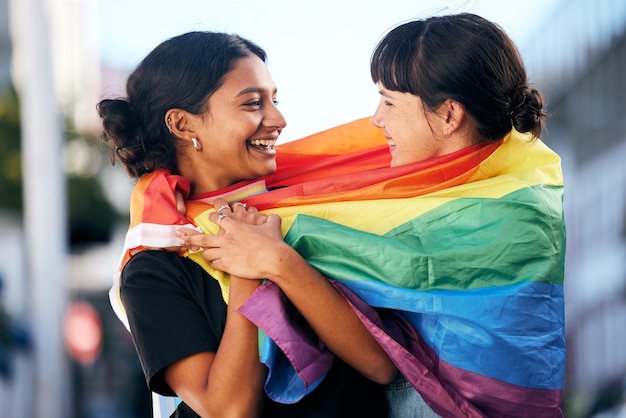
[97,98,148,177]
[510,87,547,138]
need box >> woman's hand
[176,198,288,279]
[212,197,270,229]
[175,227,204,252]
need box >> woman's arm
[177,199,397,385]
[122,252,265,418]
[164,276,265,418]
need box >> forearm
[171,278,265,418]
[208,278,265,416]
[267,245,396,384]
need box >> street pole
[8,0,69,417]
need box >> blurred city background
[0,0,625,417]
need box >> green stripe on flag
[285,184,565,291]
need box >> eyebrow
[236,87,278,97]
[378,90,391,98]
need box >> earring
[191,137,201,151]
[166,116,173,134]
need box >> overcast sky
[98,0,561,142]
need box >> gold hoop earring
[191,137,201,151]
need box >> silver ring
[216,204,230,213]
[217,212,227,226]
[232,202,247,209]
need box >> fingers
[209,198,268,226]
[266,213,282,227]
[209,198,230,234]
[175,230,216,252]
[214,197,232,214]
[175,191,187,215]
[208,210,228,232]
[231,202,248,213]
[201,247,220,266]
[177,227,201,236]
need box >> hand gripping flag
[111,117,566,417]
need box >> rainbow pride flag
[111,117,565,417]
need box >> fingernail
[177,238,185,246]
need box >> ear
[439,99,465,138]
[165,108,200,139]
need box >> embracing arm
[164,277,264,418]
[264,242,397,384]
[177,199,397,385]
[122,253,265,418]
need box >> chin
[258,164,277,177]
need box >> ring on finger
[232,202,247,209]
[216,204,230,213]
[217,212,227,226]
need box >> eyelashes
[244,99,280,107]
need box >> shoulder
[120,250,225,305]
[125,250,194,269]
[122,251,206,283]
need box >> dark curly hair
[97,31,267,178]
[371,13,547,141]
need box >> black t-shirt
[121,251,387,418]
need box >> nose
[371,103,384,128]
[264,102,287,130]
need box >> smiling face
[370,82,448,167]
[183,55,286,193]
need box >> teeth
[249,139,276,147]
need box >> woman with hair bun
[180,13,565,417]
[368,13,547,167]
[98,31,390,418]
